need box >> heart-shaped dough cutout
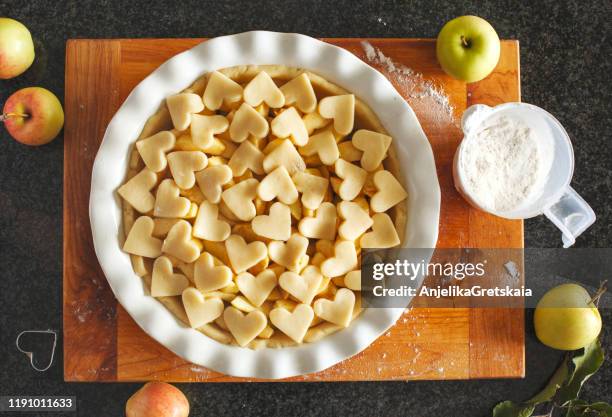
[320,240,358,277]
[136,131,176,173]
[202,71,243,110]
[118,168,157,213]
[318,94,355,135]
[166,93,204,131]
[252,202,291,241]
[334,159,367,201]
[167,151,208,189]
[271,107,308,146]
[257,166,298,204]
[225,234,268,273]
[278,265,323,304]
[352,129,392,172]
[338,201,373,241]
[370,170,408,212]
[236,269,277,307]
[194,252,233,292]
[270,303,314,343]
[338,141,363,162]
[193,201,231,242]
[360,213,400,248]
[262,139,305,175]
[313,288,355,327]
[182,288,224,328]
[154,179,192,218]
[228,141,265,176]
[191,114,229,149]
[303,111,331,135]
[315,240,335,258]
[344,270,361,291]
[292,171,329,210]
[123,216,163,258]
[224,306,268,347]
[162,220,201,263]
[151,256,190,296]
[221,178,259,221]
[298,202,337,240]
[280,73,317,113]
[300,130,339,165]
[195,165,233,204]
[268,233,308,269]
[243,71,285,108]
[229,103,269,143]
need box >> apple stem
[589,280,608,307]
[460,35,470,48]
[0,112,29,122]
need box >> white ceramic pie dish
[90,31,440,379]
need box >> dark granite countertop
[0,0,610,416]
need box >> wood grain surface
[63,38,524,382]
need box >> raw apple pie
[118,65,407,348]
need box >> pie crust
[119,65,407,349]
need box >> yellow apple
[0,17,35,79]
[2,87,64,146]
[436,15,500,83]
[534,283,602,350]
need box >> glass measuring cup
[453,103,595,247]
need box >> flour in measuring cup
[460,115,547,213]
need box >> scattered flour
[361,41,457,126]
[459,114,548,213]
[504,260,521,283]
[376,17,388,26]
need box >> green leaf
[557,340,605,406]
[565,400,612,417]
[566,400,589,417]
[586,402,612,417]
[492,355,569,417]
[527,355,570,404]
[493,401,536,417]
[492,339,606,417]
[589,402,612,417]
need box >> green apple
[436,15,501,83]
[534,283,602,351]
[2,87,64,146]
[0,17,35,79]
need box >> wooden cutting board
[63,38,523,382]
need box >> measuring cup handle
[461,104,492,134]
[543,186,596,248]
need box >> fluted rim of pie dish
[90,31,440,379]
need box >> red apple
[2,87,64,146]
[125,382,189,417]
[0,17,35,79]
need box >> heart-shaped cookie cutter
[15,329,57,372]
